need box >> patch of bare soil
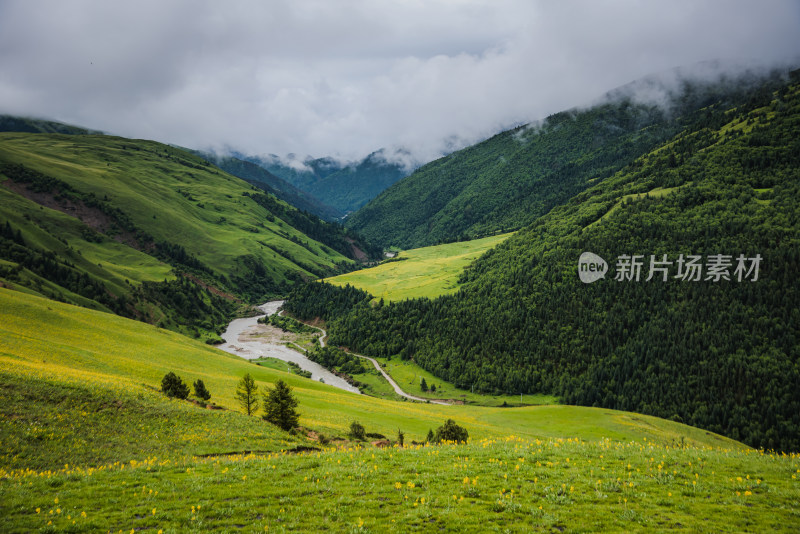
[2,178,141,249]
[346,237,368,262]
[183,273,240,302]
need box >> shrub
[434,419,469,444]
[349,420,366,441]
[161,372,189,399]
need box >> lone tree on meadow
[420,377,428,392]
[161,371,189,399]
[235,373,259,416]
[262,379,299,430]
[193,378,211,401]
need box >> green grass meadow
[325,233,512,301]
[373,356,558,407]
[3,432,798,532]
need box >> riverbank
[217,301,361,394]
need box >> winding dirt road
[302,317,452,405]
[353,353,452,405]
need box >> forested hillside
[346,68,793,249]
[194,151,344,221]
[255,150,409,214]
[286,71,800,451]
[305,149,409,213]
[0,132,374,340]
[255,154,344,192]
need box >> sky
[1,0,798,166]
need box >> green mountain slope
[346,68,791,249]
[195,151,345,221]
[288,71,800,451]
[257,154,344,191]
[309,149,409,213]
[0,114,103,135]
[0,132,363,338]
[256,150,409,214]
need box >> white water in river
[217,300,361,394]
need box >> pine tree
[420,377,428,392]
[235,373,259,416]
[161,371,189,399]
[193,378,211,401]
[262,379,299,430]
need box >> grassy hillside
[0,133,348,278]
[3,288,799,532]
[325,233,512,301]
[293,72,800,452]
[0,131,365,338]
[346,67,793,249]
[0,288,730,455]
[4,434,798,533]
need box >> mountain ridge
[248,149,412,214]
[192,150,345,221]
[345,64,797,249]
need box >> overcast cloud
[1,0,798,164]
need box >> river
[217,300,361,394]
